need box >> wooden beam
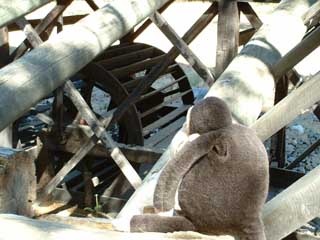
[0,214,235,240]
[150,11,215,85]
[0,147,37,217]
[0,27,11,148]
[0,0,52,28]
[263,164,320,239]
[272,25,320,80]
[252,71,320,141]
[116,0,315,233]
[215,0,239,77]
[0,0,172,132]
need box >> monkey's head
[186,97,232,135]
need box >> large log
[116,0,316,233]
[0,0,171,132]
[0,147,37,217]
[0,0,52,28]
[0,214,235,240]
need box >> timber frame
[0,0,320,240]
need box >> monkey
[130,97,269,240]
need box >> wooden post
[215,0,239,77]
[116,0,316,232]
[0,0,172,132]
[0,27,11,148]
[0,147,37,217]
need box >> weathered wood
[263,164,320,240]
[122,0,175,42]
[238,2,263,30]
[150,11,215,85]
[116,0,315,232]
[15,17,141,196]
[0,0,52,28]
[0,0,172,132]
[0,214,236,240]
[0,147,37,217]
[215,0,239,77]
[85,0,99,11]
[272,25,320,80]
[43,126,163,164]
[145,117,186,147]
[0,27,11,148]
[253,71,320,141]
[11,0,77,61]
[8,15,87,32]
[239,28,256,46]
[143,105,189,136]
[269,75,288,168]
[207,0,315,126]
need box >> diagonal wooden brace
[150,11,215,86]
[15,16,142,196]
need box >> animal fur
[130,97,269,240]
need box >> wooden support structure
[0,0,172,132]
[13,16,143,196]
[150,11,215,85]
[0,0,52,28]
[116,0,316,234]
[0,214,235,240]
[0,27,11,147]
[0,148,37,217]
[215,0,239,77]
[11,0,74,61]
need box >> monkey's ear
[211,138,229,162]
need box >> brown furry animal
[131,97,269,240]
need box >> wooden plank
[0,0,172,132]
[0,214,235,240]
[239,28,255,45]
[84,0,99,11]
[140,89,193,118]
[253,71,320,141]
[0,0,52,28]
[143,105,189,136]
[145,117,186,147]
[238,2,263,30]
[215,0,239,77]
[272,25,320,80]
[269,75,288,168]
[100,47,157,70]
[150,11,215,85]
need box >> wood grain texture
[0,0,52,28]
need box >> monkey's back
[178,125,269,235]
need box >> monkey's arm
[154,130,227,212]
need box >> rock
[290,124,305,135]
